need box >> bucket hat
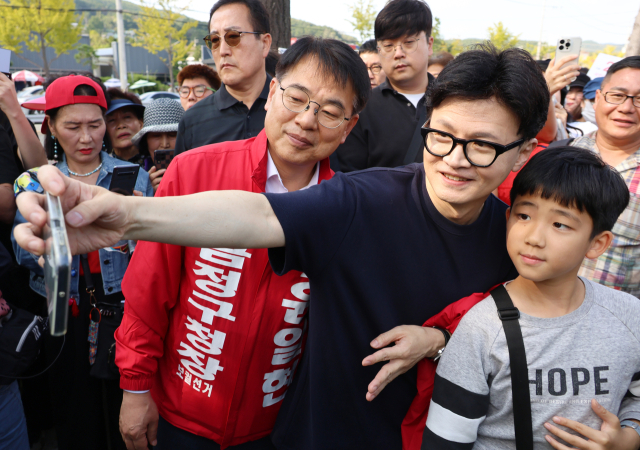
[131,98,184,147]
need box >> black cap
[569,73,591,90]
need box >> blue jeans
[0,381,29,450]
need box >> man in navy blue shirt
[15,45,551,449]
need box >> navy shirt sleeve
[265,173,357,278]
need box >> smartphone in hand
[43,193,72,336]
[154,149,175,171]
[555,37,582,76]
[109,165,139,196]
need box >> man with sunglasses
[564,56,640,296]
[174,0,272,155]
[14,44,550,450]
[177,64,221,111]
[333,0,435,172]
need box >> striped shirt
[422,279,640,449]
[572,132,640,298]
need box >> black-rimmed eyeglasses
[203,30,265,51]
[604,91,640,108]
[421,127,524,167]
[280,85,351,129]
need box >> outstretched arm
[14,165,285,256]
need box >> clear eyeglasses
[280,85,351,129]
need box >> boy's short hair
[510,146,629,237]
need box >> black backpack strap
[548,138,574,148]
[491,284,533,450]
[403,102,428,166]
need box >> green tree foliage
[133,0,197,90]
[291,19,357,44]
[487,22,520,50]
[75,43,96,68]
[347,0,376,44]
[0,0,83,77]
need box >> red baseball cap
[41,75,108,133]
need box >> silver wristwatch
[620,419,640,439]
[432,347,445,362]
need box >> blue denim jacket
[12,152,153,301]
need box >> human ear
[427,36,434,57]
[264,78,279,111]
[594,89,602,110]
[512,139,537,172]
[340,114,359,144]
[262,33,272,57]
[585,231,613,260]
[505,207,511,221]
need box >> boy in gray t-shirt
[422,147,640,450]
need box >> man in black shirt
[16,46,550,449]
[333,0,435,172]
[175,0,272,154]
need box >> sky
[140,0,638,46]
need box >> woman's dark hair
[602,56,640,88]
[209,0,270,34]
[45,83,111,162]
[359,39,378,55]
[177,64,222,90]
[275,37,370,115]
[428,51,454,67]
[510,146,629,237]
[374,0,432,42]
[428,43,550,141]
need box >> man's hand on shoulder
[362,325,445,401]
[120,391,159,450]
[544,399,640,450]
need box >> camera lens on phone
[559,45,564,50]
[560,39,565,44]
[566,43,571,47]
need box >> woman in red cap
[12,75,153,450]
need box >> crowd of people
[1,0,640,449]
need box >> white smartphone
[43,192,72,336]
[555,37,582,76]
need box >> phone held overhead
[555,37,582,80]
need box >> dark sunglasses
[203,30,265,51]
